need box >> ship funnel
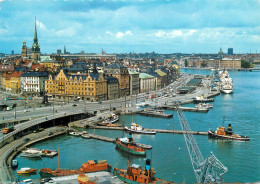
[129,132,133,142]
[146,159,151,171]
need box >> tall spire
[34,16,38,43]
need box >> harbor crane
[177,108,228,183]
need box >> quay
[137,110,173,118]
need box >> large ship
[219,70,234,94]
[208,124,250,141]
[113,159,174,184]
[39,160,111,178]
[115,133,146,156]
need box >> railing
[0,109,85,144]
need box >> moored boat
[193,95,214,103]
[113,159,174,184]
[39,160,111,178]
[69,131,81,136]
[11,160,18,169]
[17,168,37,175]
[208,124,250,141]
[125,123,156,135]
[115,133,146,156]
[20,152,42,158]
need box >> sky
[0,0,259,54]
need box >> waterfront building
[45,68,107,101]
[139,73,155,93]
[21,41,27,58]
[218,58,241,69]
[20,71,48,96]
[31,17,41,63]
[156,69,167,88]
[228,48,233,55]
[107,76,119,100]
[4,71,24,93]
[128,70,139,96]
[104,63,129,97]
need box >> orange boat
[113,159,174,184]
[39,160,111,178]
[17,168,37,175]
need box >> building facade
[4,71,24,93]
[139,73,155,93]
[107,76,119,100]
[45,69,107,101]
[20,71,48,96]
[128,70,139,96]
[104,63,129,97]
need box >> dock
[88,126,208,135]
[137,110,173,118]
[161,106,209,113]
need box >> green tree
[201,63,207,68]
[241,60,251,68]
[185,59,188,67]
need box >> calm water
[14,69,260,183]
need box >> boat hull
[113,173,140,184]
[125,127,156,135]
[220,89,233,94]
[115,142,146,156]
[208,130,250,141]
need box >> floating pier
[161,106,209,113]
[137,110,173,118]
[89,126,208,135]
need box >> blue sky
[0,0,259,54]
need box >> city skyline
[0,0,259,54]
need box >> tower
[21,41,27,58]
[64,45,66,54]
[31,16,41,63]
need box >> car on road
[24,109,30,112]
[98,101,102,104]
[72,104,77,106]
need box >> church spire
[34,16,38,43]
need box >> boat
[193,95,214,103]
[99,113,119,126]
[115,133,146,156]
[113,159,174,184]
[219,70,234,94]
[39,160,111,178]
[42,149,58,157]
[69,131,81,136]
[195,103,213,109]
[208,124,250,141]
[17,168,37,175]
[20,152,42,158]
[11,160,18,169]
[125,123,156,135]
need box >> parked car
[72,104,77,107]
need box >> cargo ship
[208,124,250,141]
[39,160,111,178]
[113,159,174,184]
[115,133,146,156]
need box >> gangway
[177,108,228,183]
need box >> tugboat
[113,159,174,184]
[39,160,111,178]
[115,133,146,156]
[208,124,250,141]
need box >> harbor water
[14,69,260,183]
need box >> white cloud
[106,30,133,39]
[36,20,47,30]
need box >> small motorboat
[125,123,156,135]
[69,131,81,136]
[20,152,42,158]
[17,168,37,175]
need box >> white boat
[125,123,156,135]
[195,103,213,109]
[22,148,42,154]
[99,113,119,125]
[219,70,234,94]
[69,131,81,136]
[20,152,42,158]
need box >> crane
[177,108,228,183]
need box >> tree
[185,59,188,67]
[241,60,251,68]
[201,63,207,68]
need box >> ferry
[208,124,250,141]
[115,133,146,156]
[17,168,37,175]
[39,160,111,178]
[113,159,174,184]
[125,123,156,135]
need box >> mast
[58,147,59,171]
